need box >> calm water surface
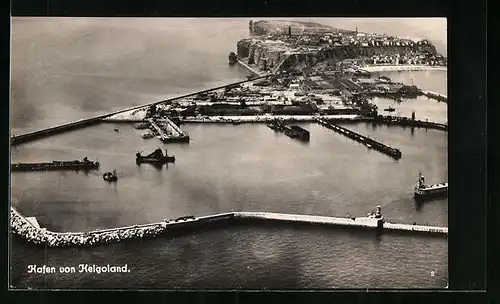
[10,18,448,289]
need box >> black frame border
[4,0,491,302]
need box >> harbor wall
[11,207,447,249]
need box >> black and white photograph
[9,17,448,289]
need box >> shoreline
[361,65,447,72]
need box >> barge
[11,157,100,172]
[133,122,150,129]
[228,52,238,64]
[284,125,310,141]
[414,173,448,200]
[136,149,175,165]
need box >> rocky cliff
[250,20,355,37]
[237,38,437,72]
[239,20,439,73]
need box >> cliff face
[250,20,354,37]
[237,38,437,72]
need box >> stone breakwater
[11,207,447,249]
[10,208,172,248]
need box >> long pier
[11,76,270,146]
[422,90,448,103]
[315,118,402,160]
[11,207,447,248]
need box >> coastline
[361,65,447,72]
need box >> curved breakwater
[10,207,447,248]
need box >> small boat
[133,122,150,129]
[103,169,118,182]
[414,172,448,200]
[114,128,119,132]
[384,107,396,112]
[228,52,238,65]
[141,131,155,139]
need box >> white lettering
[27,264,56,274]
[59,266,76,273]
[78,264,130,273]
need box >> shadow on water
[136,163,168,171]
[414,200,424,212]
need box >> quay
[11,206,447,249]
[147,118,190,143]
[11,75,270,146]
[315,118,402,160]
[157,118,190,142]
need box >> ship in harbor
[11,157,100,172]
[136,149,176,165]
[414,173,448,199]
[133,122,150,129]
[228,52,238,64]
[284,125,310,141]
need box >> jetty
[422,90,448,103]
[147,118,189,143]
[156,118,190,142]
[315,118,402,160]
[11,206,447,249]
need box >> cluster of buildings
[369,52,447,66]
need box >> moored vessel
[133,122,150,129]
[414,173,448,199]
[136,149,176,165]
[228,52,238,64]
[141,131,155,139]
[11,157,100,172]
[284,125,310,141]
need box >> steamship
[414,173,448,199]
